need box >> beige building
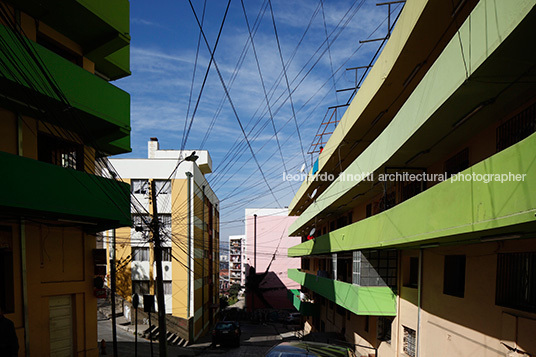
[286,0,536,356]
[109,138,219,342]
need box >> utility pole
[110,229,118,357]
[150,180,167,357]
[252,214,257,313]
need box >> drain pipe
[416,249,423,357]
[18,114,30,355]
[186,172,193,321]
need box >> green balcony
[287,289,318,316]
[288,269,396,316]
[0,24,131,155]
[289,133,536,257]
[12,0,130,79]
[0,151,131,230]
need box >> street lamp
[152,151,197,357]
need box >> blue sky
[114,0,402,243]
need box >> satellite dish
[300,163,306,173]
[309,227,316,236]
[309,188,318,199]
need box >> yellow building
[0,0,131,355]
[287,0,536,356]
[109,138,220,343]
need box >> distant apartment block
[244,208,300,311]
[229,235,245,286]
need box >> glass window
[155,180,171,195]
[163,281,172,295]
[132,280,150,295]
[132,247,150,261]
[131,179,149,195]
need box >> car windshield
[215,323,235,330]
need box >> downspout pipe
[186,172,193,321]
[417,248,423,357]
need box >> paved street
[98,310,297,357]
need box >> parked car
[285,312,302,324]
[212,321,241,347]
[265,341,356,357]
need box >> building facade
[244,208,300,311]
[0,0,131,355]
[110,138,219,342]
[287,0,536,356]
[229,235,245,286]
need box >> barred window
[496,102,536,152]
[444,148,469,178]
[496,252,536,313]
[403,326,416,357]
[352,250,397,289]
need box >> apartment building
[0,0,131,355]
[244,208,300,311]
[110,138,219,342]
[287,0,536,356]
[229,235,245,286]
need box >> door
[49,295,74,356]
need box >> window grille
[496,252,536,313]
[132,280,150,295]
[496,102,536,152]
[444,148,469,178]
[403,326,416,357]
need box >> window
[132,247,150,261]
[377,317,393,343]
[155,180,171,195]
[0,226,14,313]
[352,251,360,285]
[496,252,536,313]
[444,148,469,178]
[366,204,372,218]
[353,250,397,289]
[405,257,419,288]
[496,102,536,152]
[160,214,172,231]
[443,255,466,298]
[403,326,416,357]
[37,32,82,66]
[162,248,172,262]
[332,253,337,280]
[38,133,84,171]
[163,281,172,295]
[364,315,369,332]
[131,179,149,195]
[132,280,150,295]
[302,258,310,270]
[132,215,151,232]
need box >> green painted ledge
[289,133,536,257]
[0,151,131,230]
[288,269,396,316]
[12,0,130,79]
[289,0,536,235]
[287,289,318,316]
[0,24,131,154]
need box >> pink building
[244,208,300,311]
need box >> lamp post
[151,152,198,357]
